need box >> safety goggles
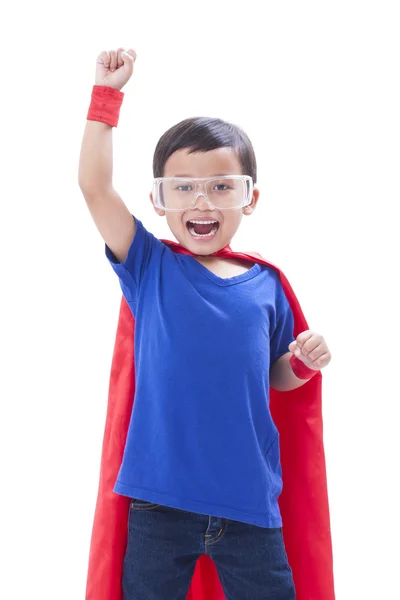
[152,175,254,212]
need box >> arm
[78,48,137,264]
[270,352,309,392]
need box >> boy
[79,48,332,600]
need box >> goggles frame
[152,175,254,212]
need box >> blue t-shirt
[105,217,295,528]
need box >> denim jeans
[122,499,296,600]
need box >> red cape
[85,241,335,600]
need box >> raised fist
[95,48,137,91]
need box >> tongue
[193,223,215,235]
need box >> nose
[192,191,213,210]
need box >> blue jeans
[122,499,296,600]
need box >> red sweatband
[87,85,124,127]
[290,354,319,380]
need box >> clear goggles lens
[153,176,253,211]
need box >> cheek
[166,214,186,233]
[224,212,243,230]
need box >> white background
[1,1,399,598]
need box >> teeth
[189,226,218,238]
[188,220,218,225]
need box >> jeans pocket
[130,498,161,511]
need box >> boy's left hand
[288,331,331,371]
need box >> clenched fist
[288,331,331,371]
[95,48,137,91]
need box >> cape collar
[160,239,269,267]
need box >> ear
[149,192,165,217]
[243,187,260,216]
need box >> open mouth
[186,219,220,238]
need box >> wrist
[289,354,319,380]
[87,85,124,127]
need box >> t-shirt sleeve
[105,215,164,305]
[269,277,296,365]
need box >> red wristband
[289,354,318,380]
[87,85,124,127]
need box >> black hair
[152,117,257,183]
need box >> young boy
[79,48,332,600]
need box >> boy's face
[150,148,260,255]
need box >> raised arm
[78,48,137,263]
